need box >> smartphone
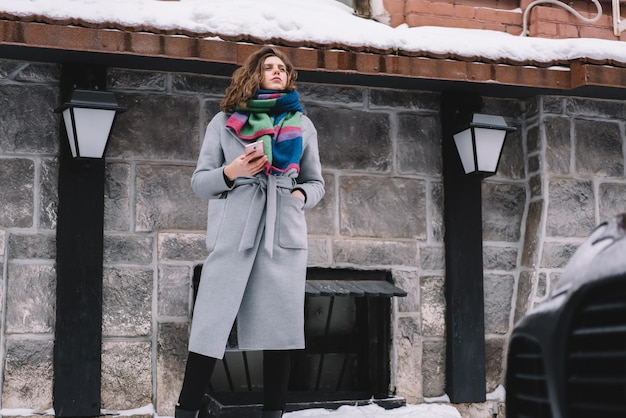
[244,141,265,159]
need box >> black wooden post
[54,63,107,417]
[441,91,487,402]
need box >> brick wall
[382,0,626,40]
[1,58,626,418]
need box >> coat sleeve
[296,114,325,210]
[191,113,234,199]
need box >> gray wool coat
[188,111,325,359]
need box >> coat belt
[236,175,296,258]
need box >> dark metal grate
[191,266,404,414]
[566,278,626,418]
[506,337,552,418]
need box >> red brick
[453,4,477,20]
[389,13,406,27]
[355,53,381,74]
[405,0,430,13]
[579,25,618,40]
[557,23,580,38]
[197,38,238,64]
[426,1,455,17]
[383,0,406,14]
[128,31,162,55]
[323,50,356,72]
[533,5,570,23]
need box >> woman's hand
[224,154,268,181]
[291,189,306,202]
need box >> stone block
[420,276,445,336]
[422,339,445,397]
[483,274,514,334]
[521,199,542,267]
[454,401,497,418]
[101,341,152,410]
[108,68,167,91]
[513,270,536,323]
[306,238,331,266]
[526,124,539,153]
[156,322,190,416]
[14,62,60,82]
[39,158,58,230]
[369,89,439,111]
[6,263,55,333]
[529,173,542,198]
[2,339,53,409]
[0,84,59,154]
[392,270,420,313]
[574,119,623,176]
[0,60,23,78]
[542,96,564,113]
[395,316,422,403]
[540,241,578,268]
[158,232,207,262]
[483,245,518,271]
[102,266,153,337]
[339,176,426,239]
[104,234,153,264]
[306,106,392,171]
[497,128,525,180]
[306,172,335,236]
[481,182,525,242]
[546,179,595,238]
[0,159,34,228]
[430,182,444,242]
[136,164,205,231]
[172,74,230,95]
[420,246,444,271]
[544,115,571,175]
[8,233,56,260]
[599,183,626,220]
[333,239,418,266]
[567,97,626,119]
[158,265,192,317]
[104,162,131,232]
[107,93,199,161]
[299,83,365,105]
[397,113,441,176]
[485,338,506,393]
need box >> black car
[505,212,626,418]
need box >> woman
[175,47,325,418]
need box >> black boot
[261,411,283,418]
[175,406,199,418]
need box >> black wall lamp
[453,113,516,177]
[55,89,126,159]
[441,92,517,403]
[54,64,126,417]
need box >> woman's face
[260,55,288,90]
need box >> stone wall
[1,57,625,418]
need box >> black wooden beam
[441,91,487,402]
[54,63,107,417]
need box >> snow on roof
[1,0,626,65]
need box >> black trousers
[177,350,292,412]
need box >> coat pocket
[206,198,227,252]
[278,194,308,250]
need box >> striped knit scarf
[226,90,304,175]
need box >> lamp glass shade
[474,127,506,173]
[63,107,116,158]
[452,128,475,174]
[452,113,514,176]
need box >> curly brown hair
[220,47,298,113]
